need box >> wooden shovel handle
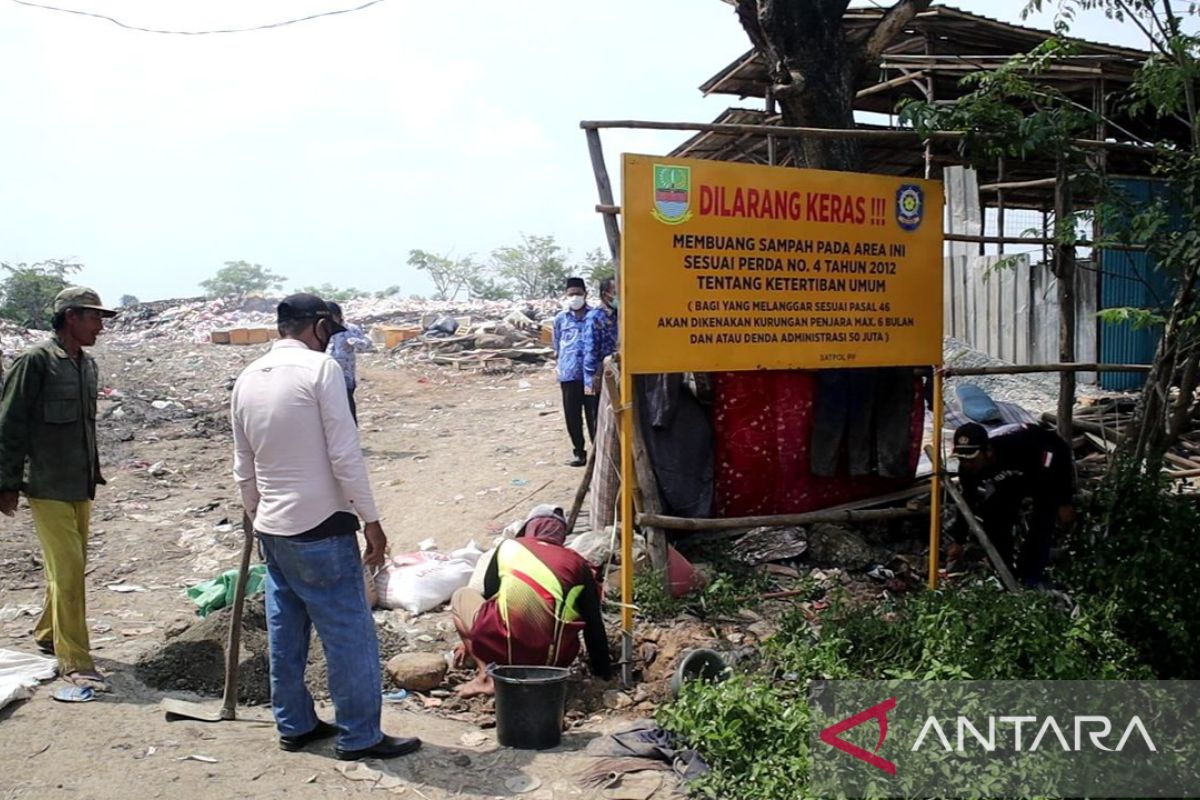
[220,513,256,720]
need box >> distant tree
[119,294,140,308]
[407,249,479,301]
[491,234,569,299]
[298,283,365,302]
[0,259,82,329]
[199,261,286,298]
[375,285,402,299]
[579,248,614,286]
[467,274,515,301]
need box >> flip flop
[66,672,111,693]
[52,685,95,703]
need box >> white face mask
[566,295,585,311]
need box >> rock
[603,690,634,710]
[806,524,880,570]
[385,653,447,692]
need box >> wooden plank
[1014,255,1032,364]
[210,330,232,345]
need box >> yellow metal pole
[619,367,635,685]
[928,367,944,589]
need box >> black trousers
[561,380,598,457]
[976,478,1057,586]
[347,387,357,426]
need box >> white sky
[0,0,1155,303]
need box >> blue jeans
[259,532,382,751]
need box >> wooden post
[585,128,622,263]
[617,364,635,686]
[629,389,669,571]
[928,369,944,589]
[1055,155,1077,442]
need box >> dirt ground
[0,339,643,800]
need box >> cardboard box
[539,326,554,346]
[229,328,251,345]
[377,326,422,348]
[244,328,272,345]
[210,330,232,345]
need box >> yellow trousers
[29,498,94,674]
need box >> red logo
[819,697,897,775]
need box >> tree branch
[860,0,934,64]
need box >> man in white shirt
[231,293,420,761]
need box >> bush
[658,583,1149,799]
[1069,464,1200,678]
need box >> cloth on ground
[636,374,714,518]
[583,718,709,784]
[0,648,57,714]
[187,564,267,617]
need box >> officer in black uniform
[951,422,1076,587]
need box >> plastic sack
[375,551,475,614]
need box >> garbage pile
[385,308,557,371]
[104,294,563,354]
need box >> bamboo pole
[578,120,1153,155]
[1055,155,1078,444]
[585,128,622,263]
[638,506,925,532]
[566,445,597,534]
[946,363,1151,376]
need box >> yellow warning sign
[620,154,944,374]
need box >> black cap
[952,422,989,460]
[565,277,586,291]
[277,293,346,334]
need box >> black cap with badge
[276,293,346,335]
[951,422,989,460]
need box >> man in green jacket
[0,287,116,690]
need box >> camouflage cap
[53,286,118,318]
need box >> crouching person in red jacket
[451,505,612,697]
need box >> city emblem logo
[652,164,694,225]
[896,184,924,232]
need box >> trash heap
[102,292,561,357]
[384,308,557,371]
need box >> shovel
[161,513,256,722]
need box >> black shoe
[335,735,422,761]
[566,455,587,467]
[34,639,54,656]
[279,720,339,752]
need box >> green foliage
[632,556,779,621]
[771,583,1150,681]
[118,294,140,308]
[657,675,811,800]
[407,249,478,301]
[199,261,286,298]
[297,283,365,302]
[0,259,82,329]
[491,234,569,299]
[375,285,401,299]
[579,247,614,286]
[1069,463,1200,677]
[658,584,1148,800]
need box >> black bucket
[488,665,569,750]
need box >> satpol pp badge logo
[652,164,694,225]
[819,697,898,775]
[896,184,924,232]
